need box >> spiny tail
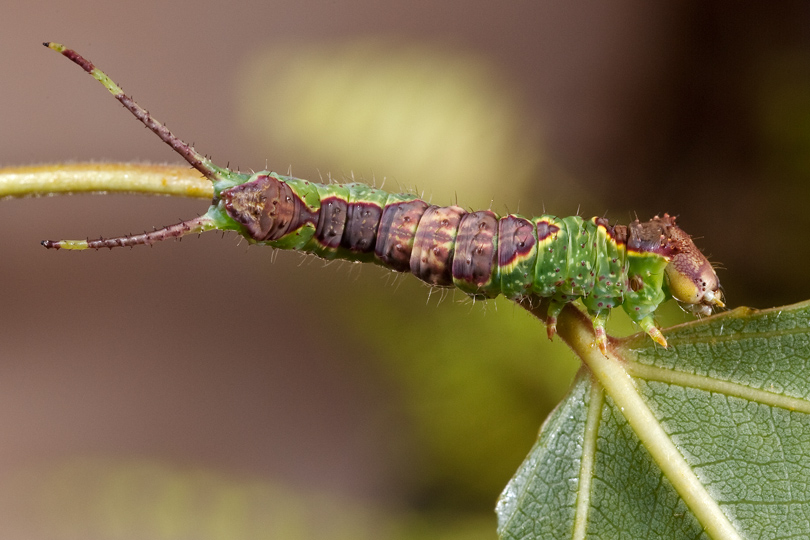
[41,43,241,250]
[41,215,216,250]
[43,42,228,183]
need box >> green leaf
[497,301,810,539]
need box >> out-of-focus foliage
[236,39,542,210]
[0,458,495,540]
[350,292,580,508]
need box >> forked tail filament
[42,215,214,250]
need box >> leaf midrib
[627,362,810,414]
[571,381,603,540]
[560,318,742,540]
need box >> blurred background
[1,1,810,538]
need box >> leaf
[497,301,810,539]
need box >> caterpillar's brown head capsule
[663,223,724,316]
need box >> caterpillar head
[662,220,724,316]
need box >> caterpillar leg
[589,310,610,354]
[545,300,566,341]
[638,316,668,348]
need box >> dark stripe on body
[410,205,466,286]
[536,220,560,242]
[375,199,429,272]
[452,210,498,289]
[342,202,383,253]
[498,215,536,267]
[315,196,348,251]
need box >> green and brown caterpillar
[41,42,724,353]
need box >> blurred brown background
[1,1,810,538]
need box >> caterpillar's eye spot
[403,216,410,222]
[286,196,292,202]
[518,241,524,247]
[441,219,449,226]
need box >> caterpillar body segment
[41,43,725,353]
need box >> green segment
[622,251,669,324]
[532,215,569,297]
[562,215,597,296]
[211,171,254,198]
[582,218,628,314]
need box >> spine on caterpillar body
[216,172,720,352]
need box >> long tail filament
[42,216,215,250]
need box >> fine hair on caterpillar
[40,42,725,354]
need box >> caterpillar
[41,42,724,353]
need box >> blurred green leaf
[497,301,810,539]
[237,40,542,210]
[347,290,579,508]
